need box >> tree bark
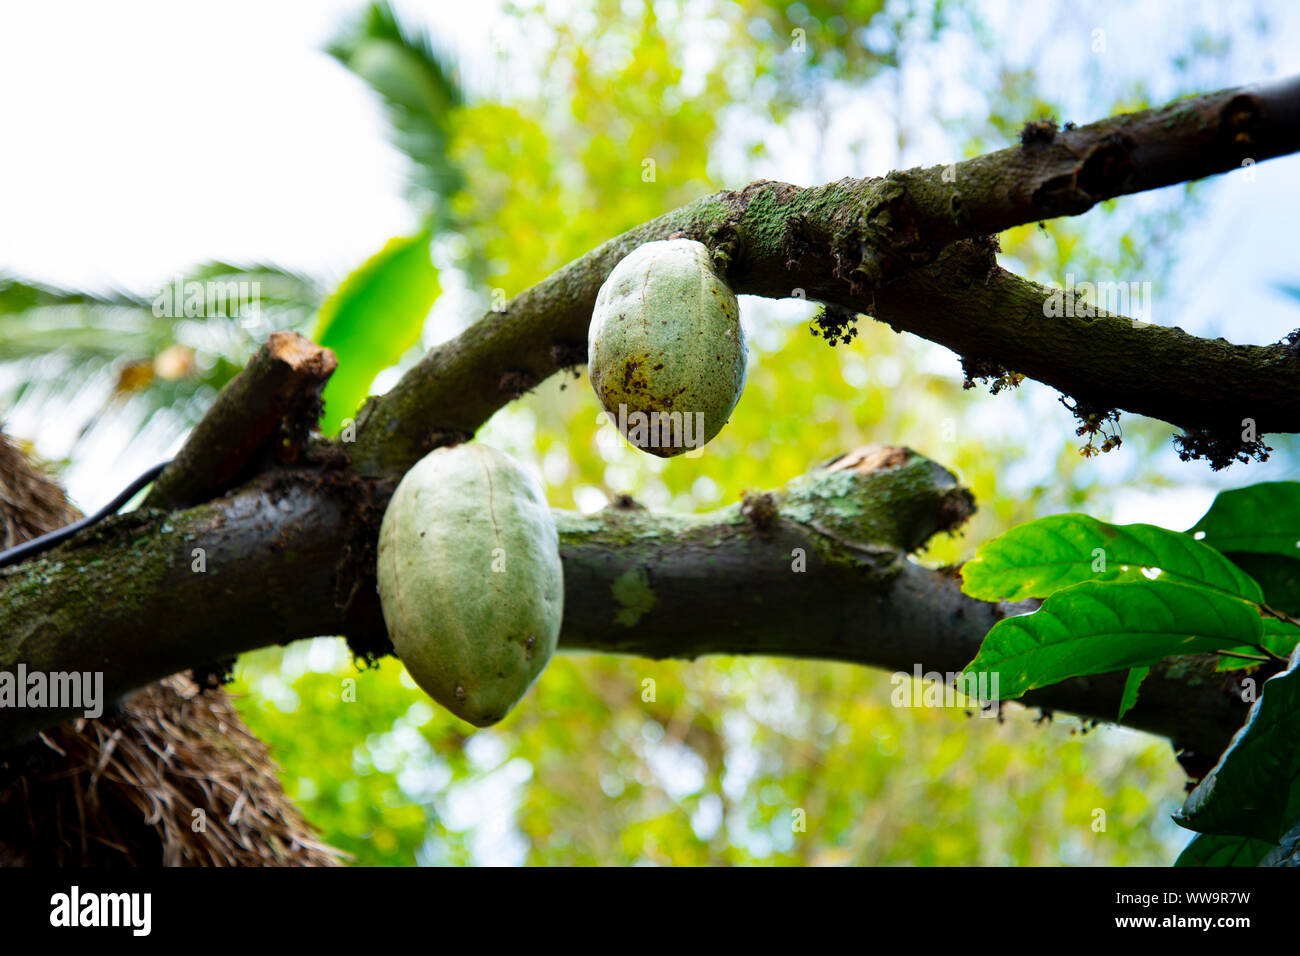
[0,446,1250,760]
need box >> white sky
[0,0,474,290]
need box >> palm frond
[327,1,465,221]
[0,276,147,315]
[0,263,324,461]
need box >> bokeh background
[2,0,1299,864]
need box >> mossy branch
[0,446,1248,760]
[350,76,1300,475]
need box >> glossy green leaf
[1262,617,1300,659]
[1118,666,1149,721]
[1226,552,1300,616]
[1189,482,1300,557]
[1174,646,1300,842]
[314,232,438,435]
[961,513,1262,603]
[966,580,1263,699]
[1174,832,1275,867]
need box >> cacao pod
[588,238,746,457]
[376,444,563,727]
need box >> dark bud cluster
[811,303,861,346]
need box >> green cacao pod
[588,238,746,457]
[376,444,563,727]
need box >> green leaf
[1174,832,1275,867]
[0,275,146,314]
[1117,666,1149,721]
[183,261,324,312]
[1174,646,1300,842]
[1189,481,1300,557]
[1213,552,1300,666]
[314,232,439,435]
[1262,617,1300,660]
[966,580,1263,699]
[961,513,1262,603]
[1225,552,1300,616]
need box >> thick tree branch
[893,74,1300,250]
[861,241,1300,437]
[0,447,1250,759]
[350,76,1300,475]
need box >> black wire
[0,460,172,569]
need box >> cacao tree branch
[0,447,1250,759]
[862,241,1300,437]
[350,76,1300,475]
[890,74,1300,251]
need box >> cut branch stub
[145,332,338,511]
[783,445,976,556]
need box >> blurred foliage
[327,0,465,224]
[3,0,1288,864]
[237,639,1185,866]
[312,3,474,435]
[0,1,465,461]
[0,264,322,468]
